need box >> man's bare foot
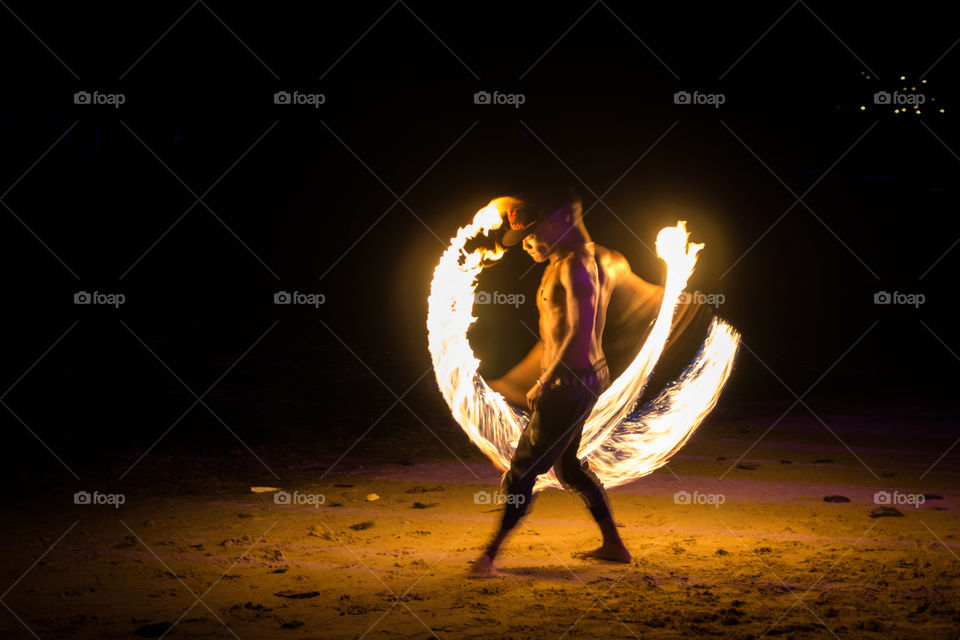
[468,553,499,578]
[578,542,632,563]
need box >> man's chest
[537,268,565,312]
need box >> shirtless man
[487,231,712,410]
[469,189,632,578]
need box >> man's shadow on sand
[471,563,631,581]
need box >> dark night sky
[0,1,957,467]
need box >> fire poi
[427,197,741,494]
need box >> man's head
[500,186,584,262]
[519,200,584,262]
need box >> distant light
[900,75,906,80]
[894,109,900,113]
[939,108,945,113]
[860,105,866,110]
[911,86,916,90]
[860,71,865,75]
[921,79,927,84]
[865,75,871,79]
[915,110,921,115]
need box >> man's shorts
[502,358,611,489]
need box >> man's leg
[554,388,631,562]
[470,392,571,576]
[477,422,539,563]
[556,455,631,561]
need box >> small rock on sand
[135,621,173,637]
[405,485,445,494]
[275,590,321,599]
[280,618,304,629]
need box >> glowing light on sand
[427,199,741,492]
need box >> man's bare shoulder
[592,244,629,274]
[593,244,662,293]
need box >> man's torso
[537,244,615,372]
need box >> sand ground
[1,404,957,639]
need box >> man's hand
[525,381,544,412]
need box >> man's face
[520,213,566,262]
[521,230,551,263]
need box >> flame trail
[427,200,740,492]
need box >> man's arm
[487,341,543,407]
[601,249,713,380]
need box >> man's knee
[555,456,588,491]
[507,439,561,488]
[502,461,539,492]
[556,458,607,503]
